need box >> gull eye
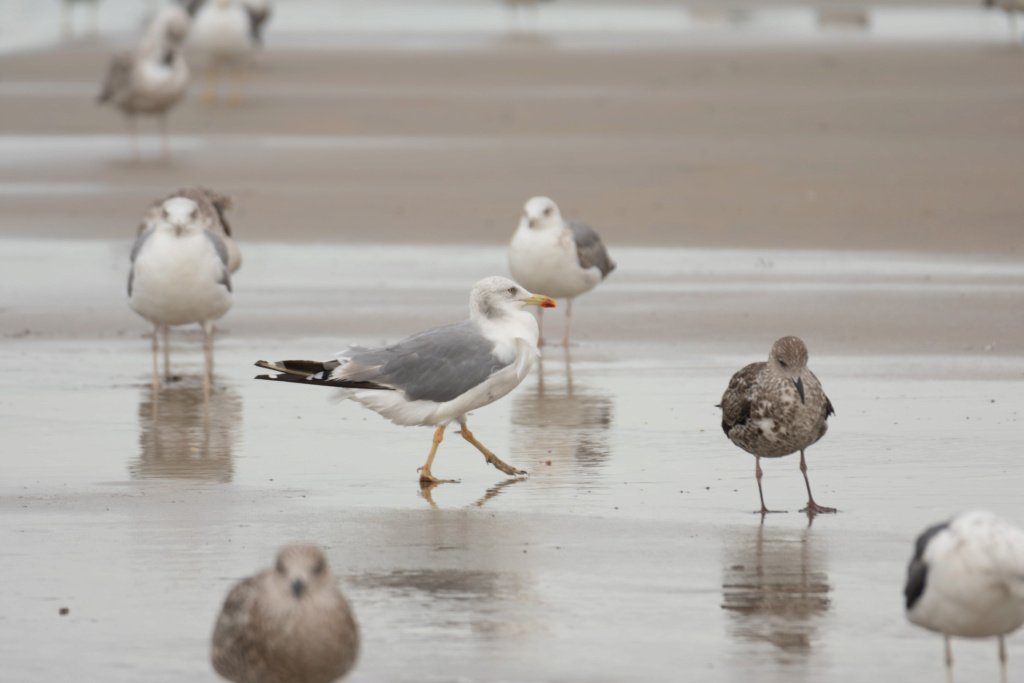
[275,559,286,575]
[778,358,788,368]
[507,287,518,296]
[313,559,325,575]
[543,207,552,217]
[161,208,170,220]
[190,209,198,221]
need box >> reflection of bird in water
[140,186,242,273]
[188,0,270,105]
[985,0,1024,44]
[131,379,242,482]
[61,0,101,38]
[719,336,835,515]
[721,522,830,659]
[510,351,613,474]
[212,544,359,683]
[509,197,616,347]
[129,196,234,387]
[501,0,554,33]
[350,568,541,639]
[905,510,1024,683]
[97,4,191,160]
[255,277,555,484]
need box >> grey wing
[719,362,763,435]
[127,228,155,296]
[204,232,233,292]
[334,321,509,403]
[98,54,133,104]
[567,221,616,278]
[211,575,266,681]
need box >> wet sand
[1,43,1023,253]
[2,21,1024,683]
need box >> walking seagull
[212,544,359,683]
[508,196,616,346]
[98,4,190,160]
[141,186,242,273]
[905,510,1024,683]
[128,196,233,386]
[254,277,555,484]
[718,336,836,515]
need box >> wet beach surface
[3,241,1024,681]
[3,2,1024,681]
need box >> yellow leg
[228,65,244,106]
[203,64,218,105]
[459,423,527,477]
[418,425,456,484]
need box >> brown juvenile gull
[254,276,556,484]
[905,510,1024,683]
[97,4,190,160]
[140,186,242,273]
[508,196,616,346]
[212,544,359,683]
[718,336,835,515]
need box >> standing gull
[129,196,233,386]
[254,276,556,484]
[141,186,242,273]
[212,544,359,683]
[985,0,1024,43]
[718,336,835,515]
[189,0,262,105]
[98,4,190,160]
[905,510,1024,683]
[509,196,616,346]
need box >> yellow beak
[522,294,556,309]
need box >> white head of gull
[905,510,1024,683]
[509,196,615,347]
[255,276,556,484]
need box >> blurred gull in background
[189,0,270,104]
[128,196,234,388]
[509,196,616,347]
[97,3,191,160]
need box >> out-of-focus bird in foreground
[212,544,359,683]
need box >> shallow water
[2,0,1018,55]
[1,239,1023,681]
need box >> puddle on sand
[2,239,1024,681]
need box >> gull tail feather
[254,360,394,391]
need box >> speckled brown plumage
[211,545,359,683]
[719,336,836,514]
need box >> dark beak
[291,579,306,598]
[793,377,805,404]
